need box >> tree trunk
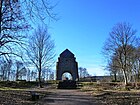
[123,70,128,86]
[114,72,117,82]
[38,57,43,88]
[133,71,138,89]
[38,70,43,88]
[16,69,19,81]
[8,70,10,81]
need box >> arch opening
[62,72,73,80]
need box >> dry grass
[80,82,140,105]
[0,87,50,105]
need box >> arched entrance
[56,49,79,81]
[62,72,72,80]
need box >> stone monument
[56,49,79,81]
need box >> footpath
[36,89,105,105]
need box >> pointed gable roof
[60,49,74,58]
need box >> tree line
[0,58,55,81]
[103,22,140,87]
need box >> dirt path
[36,89,105,105]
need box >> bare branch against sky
[27,25,55,87]
[0,0,56,59]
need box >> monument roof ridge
[60,49,74,58]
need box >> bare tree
[42,68,52,80]
[130,47,140,88]
[27,25,55,87]
[6,59,12,80]
[49,70,54,80]
[0,0,29,57]
[0,60,7,80]
[30,71,37,81]
[0,56,12,80]
[107,55,119,82]
[0,0,56,59]
[103,22,137,86]
[15,61,27,80]
[0,0,56,82]
[79,67,89,78]
[22,0,57,22]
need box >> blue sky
[49,0,140,76]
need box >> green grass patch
[0,87,27,91]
